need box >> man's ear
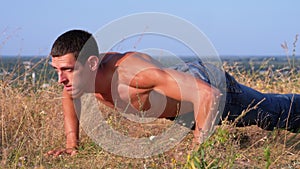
[87,55,99,71]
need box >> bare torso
[94,52,193,118]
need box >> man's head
[51,29,100,98]
[50,29,99,64]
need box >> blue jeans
[225,83,300,131]
[171,60,300,132]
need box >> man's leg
[223,83,300,132]
[263,93,300,131]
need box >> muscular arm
[47,89,80,156]
[154,68,220,141]
[62,89,80,149]
[120,52,220,142]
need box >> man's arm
[154,68,220,142]
[62,89,80,149]
[46,89,80,157]
[123,53,220,142]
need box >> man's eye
[62,68,74,72]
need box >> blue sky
[1,0,299,57]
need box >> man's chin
[70,89,85,98]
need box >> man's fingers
[54,150,64,157]
[65,148,78,156]
[45,149,60,156]
[45,148,78,157]
[46,150,54,156]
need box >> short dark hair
[50,29,99,64]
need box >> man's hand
[193,127,209,144]
[193,88,221,144]
[46,147,77,157]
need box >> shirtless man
[47,29,300,157]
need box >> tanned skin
[47,52,220,157]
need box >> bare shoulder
[127,51,152,60]
[116,52,168,87]
[119,51,164,68]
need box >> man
[47,29,300,157]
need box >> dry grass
[0,57,300,169]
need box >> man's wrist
[65,133,79,149]
[66,140,79,149]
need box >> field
[0,55,300,168]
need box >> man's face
[51,53,88,98]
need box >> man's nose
[58,72,66,84]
